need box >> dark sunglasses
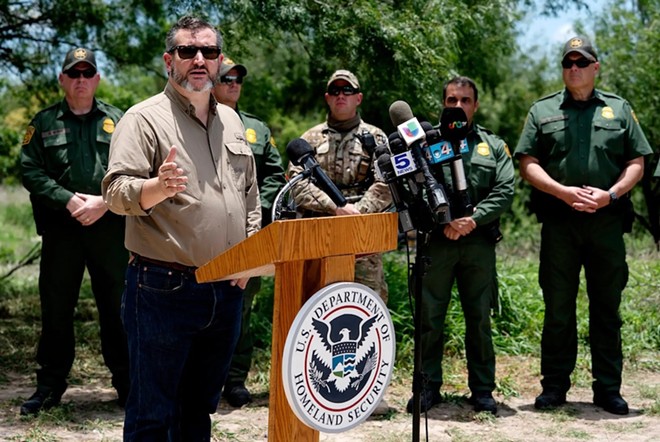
[65,69,97,79]
[327,85,359,96]
[561,58,594,69]
[220,75,244,85]
[169,45,221,60]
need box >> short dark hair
[166,16,223,53]
[442,76,479,103]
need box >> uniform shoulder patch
[503,143,511,158]
[631,110,640,124]
[22,126,36,146]
[269,136,277,147]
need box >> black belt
[132,254,197,274]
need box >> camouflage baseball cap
[62,47,97,72]
[219,57,248,77]
[326,70,360,89]
[562,36,598,61]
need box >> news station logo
[282,282,396,433]
[401,122,420,138]
[397,118,424,145]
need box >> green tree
[593,0,660,244]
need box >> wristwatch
[609,190,618,205]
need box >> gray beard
[170,66,213,92]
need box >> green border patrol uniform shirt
[515,88,653,217]
[21,98,122,232]
[238,108,286,226]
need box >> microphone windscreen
[389,100,414,126]
[440,107,470,142]
[420,121,434,132]
[374,145,389,158]
[387,133,406,154]
[377,153,393,172]
[286,138,314,166]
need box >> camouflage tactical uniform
[288,119,392,301]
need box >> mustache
[188,66,209,74]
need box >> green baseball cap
[219,57,248,77]
[562,36,598,61]
[62,47,97,72]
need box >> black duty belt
[132,254,198,274]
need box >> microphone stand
[411,227,431,442]
[271,169,311,223]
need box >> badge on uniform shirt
[245,128,257,144]
[477,142,490,156]
[601,107,615,120]
[22,126,36,146]
[102,118,115,134]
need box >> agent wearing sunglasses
[516,36,653,415]
[103,16,260,441]
[212,58,286,409]
[19,47,129,416]
[287,70,392,413]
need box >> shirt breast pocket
[225,141,253,191]
[539,119,568,155]
[469,155,497,191]
[593,119,625,157]
[96,131,113,167]
[42,132,73,176]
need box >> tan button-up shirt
[102,83,260,267]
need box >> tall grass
[1,185,658,394]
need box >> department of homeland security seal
[282,282,396,433]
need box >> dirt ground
[1,357,658,442]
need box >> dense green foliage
[4,1,653,176]
[1,0,658,380]
[1,206,658,386]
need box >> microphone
[389,101,451,223]
[376,152,414,232]
[387,131,422,196]
[439,107,473,217]
[286,138,347,208]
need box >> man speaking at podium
[102,16,260,440]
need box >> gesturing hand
[159,146,188,197]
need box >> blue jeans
[122,259,243,442]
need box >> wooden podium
[196,212,398,442]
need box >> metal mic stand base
[411,229,431,442]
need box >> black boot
[223,382,252,407]
[20,388,63,416]
[468,391,497,414]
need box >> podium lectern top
[195,212,398,283]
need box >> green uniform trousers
[225,277,260,385]
[539,211,627,394]
[36,213,129,394]
[420,232,497,393]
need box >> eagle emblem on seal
[308,314,379,398]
